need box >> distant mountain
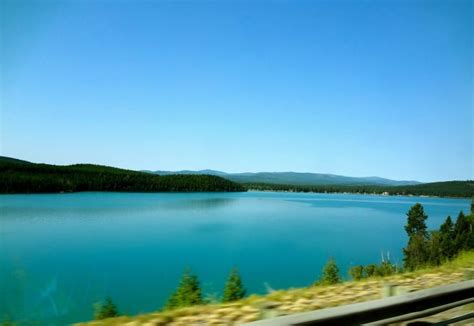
[145,170,420,186]
[144,169,228,177]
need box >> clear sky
[1,0,472,182]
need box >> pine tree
[376,260,397,276]
[467,213,474,249]
[404,233,429,270]
[403,204,429,270]
[222,268,246,302]
[348,265,364,281]
[94,297,119,320]
[439,216,455,259]
[471,196,474,215]
[364,264,377,278]
[164,290,179,310]
[427,231,442,266]
[164,269,203,310]
[318,257,341,285]
[404,203,428,237]
[454,211,470,251]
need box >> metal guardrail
[245,280,474,326]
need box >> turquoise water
[0,192,470,325]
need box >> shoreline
[247,189,471,199]
[0,189,471,200]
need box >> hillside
[147,170,420,186]
[145,169,472,197]
[2,156,469,197]
[246,180,474,198]
[0,157,246,194]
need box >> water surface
[0,191,470,325]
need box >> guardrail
[245,280,474,325]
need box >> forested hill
[246,181,474,198]
[147,170,420,186]
[1,156,470,197]
[0,157,246,194]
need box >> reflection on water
[192,222,232,233]
[158,197,236,210]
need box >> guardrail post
[395,286,415,296]
[259,301,282,319]
[464,268,474,280]
[382,283,396,297]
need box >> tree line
[403,203,473,270]
[2,156,472,197]
[345,202,474,282]
[245,181,474,198]
[0,158,245,193]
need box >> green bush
[164,269,203,310]
[316,257,341,285]
[222,268,246,302]
[364,264,377,277]
[376,261,397,277]
[348,265,364,281]
[94,297,119,320]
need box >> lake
[0,191,470,325]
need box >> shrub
[364,264,377,277]
[348,265,364,281]
[94,297,119,320]
[164,269,203,310]
[317,257,341,285]
[222,268,246,302]
[376,261,397,277]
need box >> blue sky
[1,0,472,182]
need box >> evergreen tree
[164,290,179,310]
[471,196,474,215]
[94,297,119,320]
[454,211,471,251]
[404,233,429,270]
[364,264,377,278]
[222,268,246,302]
[427,231,442,266]
[164,269,203,310]
[318,257,341,285]
[376,260,397,276]
[404,203,428,238]
[403,204,429,270]
[348,265,364,281]
[439,216,455,259]
[467,213,474,249]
